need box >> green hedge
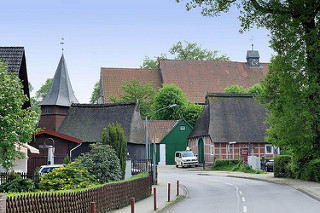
[274,155,292,178]
[214,159,241,167]
[301,159,320,182]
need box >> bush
[77,143,122,183]
[274,155,292,178]
[0,172,35,192]
[214,159,241,167]
[301,159,320,182]
[39,161,97,191]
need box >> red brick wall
[38,106,68,131]
[0,193,5,213]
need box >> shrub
[39,161,97,191]
[77,143,122,183]
[0,172,35,192]
[301,159,320,182]
[63,155,71,165]
[274,155,292,178]
[214,159,241,167]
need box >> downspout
[70,143,82,159]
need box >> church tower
[38,54,79,131]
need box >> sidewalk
[111,179,187,213]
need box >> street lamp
[145,104,177,184]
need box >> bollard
[154,187,157,210]
[131,197,135,213]
[168,182,171,202]
[90,202,95,213]
[177,180,179,196]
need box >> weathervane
[60,37,64,52]
[250,36,254,50]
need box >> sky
[1,0,274,103]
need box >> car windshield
[182,152,194,157]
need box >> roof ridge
[71,101,136,108]
[206,93,255,98]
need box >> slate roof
[142,120,178,143]
[39,54,79,107]
[0,47,30,108]
[188,93,269,143]
[100,68,162,103]
[57,102,145,144]
[159,59,268,103]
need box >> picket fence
[6,175,152,213]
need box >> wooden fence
[6,175,152,213]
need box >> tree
[183,103,204,127]
[247,83,263,94]
[153,83,188,120]
[35,78,52,101]
[28,83,41,118]
[102,122,127,179]
[141,41,229,69]
[90,81,100,104]
[224,83,263,94]
[109,78,156,118]
[0,62,38,171]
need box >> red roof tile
[36,129,82,144]
[159,59,268,103]
[101,68,162,103]
[142,120,178,143]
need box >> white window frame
[265,145,273,155]
[211,145,214,155]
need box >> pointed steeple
[39,54,78,106]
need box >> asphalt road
[158,168,320,213]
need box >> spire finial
[60,37,64,52]
[250,36,254,51]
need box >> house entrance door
[159,144,166,165]
[198,138,204,164]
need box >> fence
[6,175,152,213]
[27,156,65,176]
[0,173,31,185]
[131,159,153,175]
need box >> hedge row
[214,159,241,167]
[301,159,320,182]
[274,155,292,178]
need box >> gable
[100,68,162,103]
[159,59,268,103]
[143,120,178,143]
[160,119,193,145]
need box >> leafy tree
[77,143,122,183]
[141,41,229,69]
[0,62,38,171]
[109,79,156,118]
[35,78,52,101]
[183,103,204,127]
[28,82,41,118]
[247,83,263,94]
[224,85,247,93]
[153,83,188,120]
[102,123,127,179]
[90,81,100,104]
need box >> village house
[187,93,277,165]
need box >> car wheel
[176,164,178,168]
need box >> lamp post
[145,104,177,185]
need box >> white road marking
[239,191,243,195]
[242,197,246,202]
[243,206,248,212]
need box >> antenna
[60,37,64,52]
[250,36,254,51]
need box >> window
[265,145,273,155]
[45,106,50,114]
[180,126,186,131]
[211,145,214,155]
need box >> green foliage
[63,155,71,165]
[35,78,52,101]
[0,62,38,171]
[102,123,127,179]
[153,83,187,120]
[140,41,229,69]
[214,159,241,167]
[182,103,203,127]
[0,172,34,193]
[224,85,247,93]
[77,142,122,182]
[247,83,263,94]
[301,159,320,182]
[90,81,100,104]
[29,83,41,119]
[274,155,293,178]
[109,78,156,118]
[39,161,97,191]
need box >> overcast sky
[1,0,274,103]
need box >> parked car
[175,151,198,168]
[261,159,274,172]
[38,164,63,175]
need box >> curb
[226,175,320,202]
[157,184,188,213]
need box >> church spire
[39,54,79,107]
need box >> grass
[211,162,266,174]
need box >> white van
[38,164,63,175]
[175,151,198,168]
